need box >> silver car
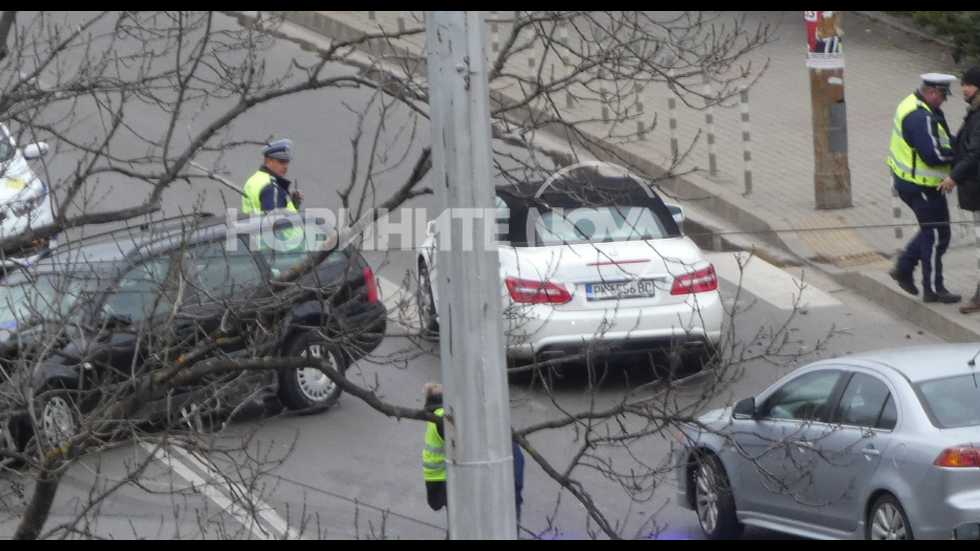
[674,344,980,540]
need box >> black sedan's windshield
[0,272,101,329]
[0,124,13,163]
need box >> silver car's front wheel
[694,453,743,540]
[868,495,913,540]
[695,465,719,534]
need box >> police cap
[921,73,957,96]
[261,139,293,161]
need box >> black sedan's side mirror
[732,397,757,420]
[102,314,133,329]
[953,523,980,540]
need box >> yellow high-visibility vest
[242,170,298,213]
[887,94,951,188]
[422,408,446,482]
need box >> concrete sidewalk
[282,10,980,342]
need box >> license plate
[586,280,656,301]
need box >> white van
[0,123,54,266]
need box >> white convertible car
[415,175,724,373]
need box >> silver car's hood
[685,406,734,435]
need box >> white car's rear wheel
[417,262,439,338]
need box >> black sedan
[0,212,386,457]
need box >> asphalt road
[0,248,948,539]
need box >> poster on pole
[805,11,844,69]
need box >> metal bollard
[635,83,645,139]
[527,14,536,70]
[560,22,573,109]
[972,211,980,297]
[490,11,499,53]
[668,70,678,160]
[740,87,752,195]
[601,84,609,122]
[703,72,717,176]
[892,181,904,259]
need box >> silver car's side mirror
[665,203,685,224]
[732,397,756,420]
[22,142,49,160]
[953,522,980,540]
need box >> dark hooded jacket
[953,92,980,211]
[424,392,444,439]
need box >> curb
[853,11,958,52]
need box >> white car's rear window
[531,206,668,246]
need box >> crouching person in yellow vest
[422,382,448,512]
[421,382,526,536]
[242,139,304,214]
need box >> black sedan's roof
[30,211,338,271]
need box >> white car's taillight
[670,265,718,295]
[506,276,572,304]
[934,446,980,467]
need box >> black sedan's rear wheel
[694,453,744,540]
[278,332,347,413]
[35,389,79,453]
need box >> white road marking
[707,251,841,310]
[141,441,301,540]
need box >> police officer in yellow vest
[242,139,304,214]
[422,382,448,512]
[888,73,961,304]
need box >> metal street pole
[424,11,516,540]
[806,11,852,209]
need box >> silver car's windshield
[0,272,98,329]
[916,373,980,428]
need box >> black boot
[888,266,918,296]
[923,290,961,304]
